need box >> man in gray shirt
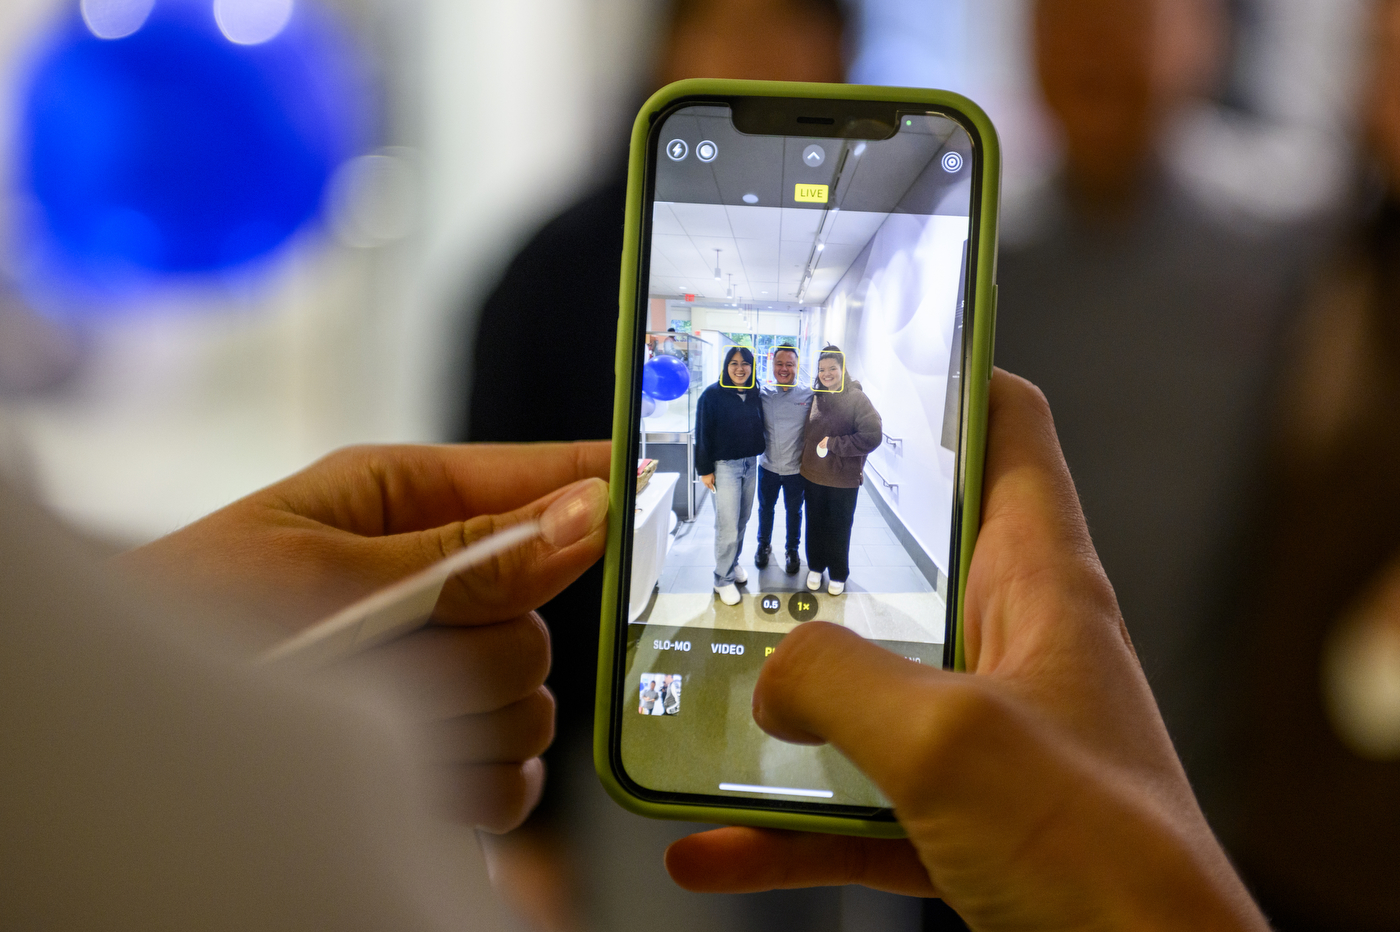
[756,345,813,575]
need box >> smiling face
[817,356,843,389]
[727,354,753,387]
[772,349,798,385]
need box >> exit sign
[684,293,695,302]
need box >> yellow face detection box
[794,183,828,204]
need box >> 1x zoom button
[788,593,819,622]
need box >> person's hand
[117,441,611,834]
[816,437,829,456]
[701,473,716,491]
[665,374,1268,931]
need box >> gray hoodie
[758,381,814,475]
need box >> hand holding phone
[664,374,1270,932]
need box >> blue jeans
[757,466,804,555]
[712,457,757,587]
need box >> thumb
[753,622,967,803]
[350,477,610,627]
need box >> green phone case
[594,79,1001,838]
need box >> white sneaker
[733,563,748,585]
[828,580,846,596]
[715,584,741,606]
[806,571,822,592]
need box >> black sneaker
[755,546,771,569]
[785,551,800,575]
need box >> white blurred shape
[1324,616,1400,761]
[326,150,420,248]
[213,0,294,45]
[81,0,155,39]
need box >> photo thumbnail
[639,673,683,715]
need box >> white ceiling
[649,202,889,306]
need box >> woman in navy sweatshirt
[695,346,766,606]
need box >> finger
[665,828,935,897]
[753,622,982,802]
[429,687,555,765]
[273,441,611,537]
[441,758,546,833]
[427,477,609,625]
[329,476,607,626]
[346,614,550,718]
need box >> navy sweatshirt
[694,382,766,475]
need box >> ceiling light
[713,248,722,280]
[816,243,825,251]
[215,0,294,45]
[82,0,155,38]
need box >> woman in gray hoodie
[799,345,882,595]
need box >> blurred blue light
[15,0,370,305]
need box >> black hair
[773,344,799,360]
[720,346,756,389]
[813,344,846,391]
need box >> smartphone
[596,80,1000,837]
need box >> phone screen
[617,98,979,816]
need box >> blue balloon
[640,395,658,418]
[643,355,690,401]
[16,0,370,304]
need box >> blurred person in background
[993,0,1319,841]
[455,2,851,930]
[1229,1,1400,926]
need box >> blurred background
[2,1,1397,931]
[0,0,1362,544]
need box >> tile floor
[635,486,946,643]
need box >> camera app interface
[625,104,975,808]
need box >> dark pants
[803,480,860,582]
[757,467,804,555]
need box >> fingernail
[540,478,609,548]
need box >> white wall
[827,213,967,576]
[691,307,799,335]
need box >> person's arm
[665,373,1269,932]
[823,394,882,458]
[695,388,716,488]
[117,441,611,834]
